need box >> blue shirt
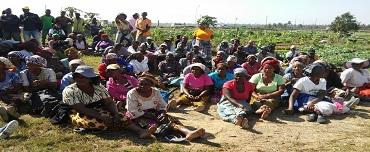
[60,72,74,92]
[0,71,22,91]
[227,64,241,74]
[208,71,234,90]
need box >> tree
[330,12,360,34]
[197,15,217,27]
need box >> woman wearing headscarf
[0,57,22,121]
[341,58,370,100]
[106,64,139,111]
[7,51,27,74]
[62,65,154,138]
[98,53,119,82]
[95,34,114,54]
[241,54,261,79]
[226,55,241,74]
[217,68,253,129]
[168,63,213,112]
[249,59,285,119]
[20,55,58,113]
[126,73,205,141]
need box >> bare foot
[186,128,205,141]
[261,108,271,120]
[235,116,243,126]
[241,118,250,129]
[255,105,267,114]
[194,106,205,112]
[139,125,157,139]
[167,100,177,110]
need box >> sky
[1,0,370,25]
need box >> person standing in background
[135,12,151,44]
[55,11,72,35]
[19,6,42,42]
[128,13,139,41]
[72,13,85,34]
[1,8,21,41]
[40,9,55,46]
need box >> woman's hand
[307,102,315,110]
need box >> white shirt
[75,40,86,50]
[127,46,138,54]
[340,68,370,87]
[154,49,169,55]
[20,68,57,86]
[126,87,167,119]
[294,76,326,95]
[129,57,149,74]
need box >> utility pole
[265,16,268,25]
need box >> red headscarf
[261,59,280,71]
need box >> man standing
[1,8,21,41]
[72,13,85,34]
[19,6,42,42]
[55,11,72,34]
[40,9,55,46]
[128,13,139,40]
[135,12,151,44]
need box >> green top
[249,73,284,94]
[40,15,55,30]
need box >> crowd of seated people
[0,7,369,142]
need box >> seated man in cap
[60,59,84,92]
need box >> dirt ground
[163,99,370,151]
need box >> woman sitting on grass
[20,55,58,114]
[158,53,181,86]
[341,58,370,100]
[281,61,305,100]
[126,73,205,141]
[241,54,261,79]
[62,65,154,138]
[168,63,213,112]
[217,68,253,129]
[106,64,139,111]
[283,64,337,124]
[208,63,234,103]
[60,47,81,72]
[0,57,22,121]
[249,59,285,119]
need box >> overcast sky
[2,0,370,25]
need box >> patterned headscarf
[105,53,118,60]
[26,55,47,67]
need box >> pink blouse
[106,74,139,101]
